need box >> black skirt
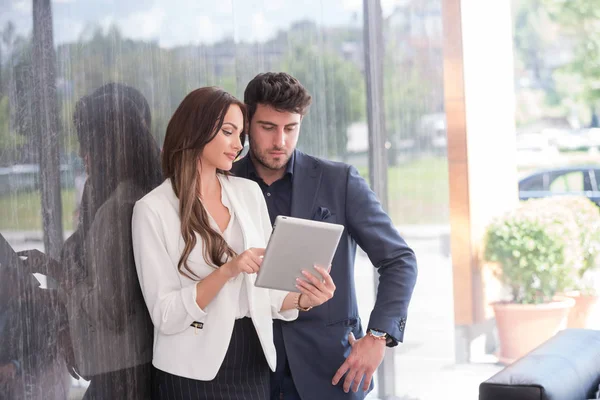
[153,317,270,400]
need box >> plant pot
[564,291,599,329]
[492,296,575,365]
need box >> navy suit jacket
[232,150,418,400]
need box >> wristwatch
[367,329,389,341]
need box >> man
[232,72,418,400]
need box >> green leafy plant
[484,198,584,304]
[541,196,600,294]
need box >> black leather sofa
[479,329,600,400]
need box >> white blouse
[199,186,250,319]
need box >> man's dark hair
[244,72,312,121]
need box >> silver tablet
[255,215,344,293]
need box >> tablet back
[255,216,344,293]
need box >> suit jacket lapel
[291,150,322,220]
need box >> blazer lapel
[291,150,322,220]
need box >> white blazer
[131,175,298,381]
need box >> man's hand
[332,332,386,393]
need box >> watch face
[369,329,386,337]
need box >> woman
[20,83,163,399]
[131,87,335,399]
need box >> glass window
[381,0,451,398]
[0,0,448,398]
[519,174,546,191]
[549,171,585,192]
[0,0,376,398]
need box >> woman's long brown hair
[162,87,247,279]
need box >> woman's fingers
[301,268,335,300]
[249,248,265,258]
[296,284,323,306]
[235,250,262,274]
[314,265,336,290]
[301,269,326,291]
[240,264,255,274]
[296,277,321,299]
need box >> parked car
[519,166,600,206]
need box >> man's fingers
[362,371,375,391]
[352,371,364,393]
[348,332,356,346]
[343,369,358,393]
[332,361,350,385]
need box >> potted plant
[484,198,581,364]
[548,196,600,328]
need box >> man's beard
[249,139,290,171]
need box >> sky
[1,0,404,48]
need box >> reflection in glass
[64,83,162,398]
[0,0,451,398]
[16,83,162,399]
